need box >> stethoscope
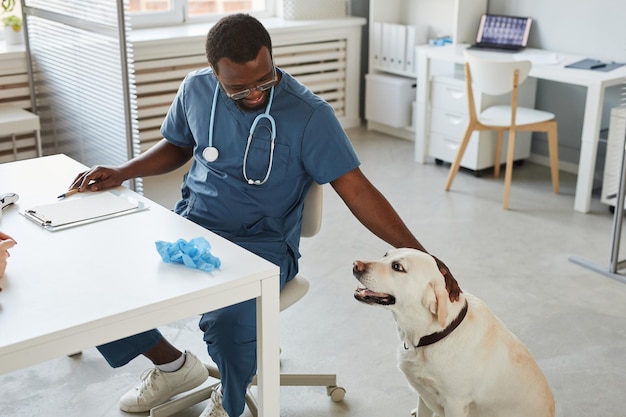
[202,84,276,185]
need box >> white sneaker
[119,351,209,412]
[199,385,228,417]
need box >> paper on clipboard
[22,190,148,231]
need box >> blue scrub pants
[97,298,258,417]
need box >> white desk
[0,155,280,416]
[415,44,626,213]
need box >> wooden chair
[444,51,560,209]
[149,182,346,417]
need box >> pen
[57,188,79,199]
[590,63,606,69]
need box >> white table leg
[256,275,280,417]
[574,83,604,213]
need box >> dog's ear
[423,280,449,328]
[422,280,448,328]
[431,256,462,302]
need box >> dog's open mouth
[354,287,396,305]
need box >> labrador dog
[353,248,554,417]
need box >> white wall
[488,0,626,167]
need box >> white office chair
[150,182,346,417]
[444,51,560,209]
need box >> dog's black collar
[404,300,469,350]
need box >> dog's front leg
[442,401,470,417]
[411,397,435,417]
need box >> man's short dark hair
[205,13,273,72]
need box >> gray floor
[3,126,626,417]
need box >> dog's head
[353,248,460,329]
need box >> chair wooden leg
[445,126,474,191]
[547,122,560,194]
[503,128,517,210]
[494,130,504,178]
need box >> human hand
[0,232,17,279]
[69,165,126,193]
[432,255,462,302]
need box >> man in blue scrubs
[72,13,458,417]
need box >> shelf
[365,0,487,138]
[371,65,417,79]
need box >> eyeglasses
[221,67,277,101]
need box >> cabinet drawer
[429,131,481,167]
[431,79,467,114]
[430,107,468,138]
[429,130,531,170]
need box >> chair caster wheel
[327,385,346,402]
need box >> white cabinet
[365,73,416,128]
[365,0,487,140]
[428,75,534,172]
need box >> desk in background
[415,44,626,213]
[0,154,280,416]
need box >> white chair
[0,104,42,159]
[150,182,346,417]
[444,51,559,210]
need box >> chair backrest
[279,183,321,311]
[464,50,532,96]
[300,182,322,238]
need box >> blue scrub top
[161,67,360,285]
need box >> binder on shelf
[22,190,148,231]
[392,23,407,72]
[372,21,382,67]
[404,25,416,74]
[381,22,393,69]
[374,22,426,75]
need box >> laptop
[468,14,532,52]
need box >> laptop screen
[475,14,532,47]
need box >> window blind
[22,0,141,191]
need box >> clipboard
[565,58,625,72]
[22,190,148,231]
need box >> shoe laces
[212,386,223,405]
[136,368,161,396]
[200,386,225,417]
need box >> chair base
[150,384,216,417]
[149,364,345,417]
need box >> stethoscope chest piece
[202,146,219,162]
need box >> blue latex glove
[155,237,221,272]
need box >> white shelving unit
[365,0,487,141]
[601,106,626,207]
[570,105,626,284]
